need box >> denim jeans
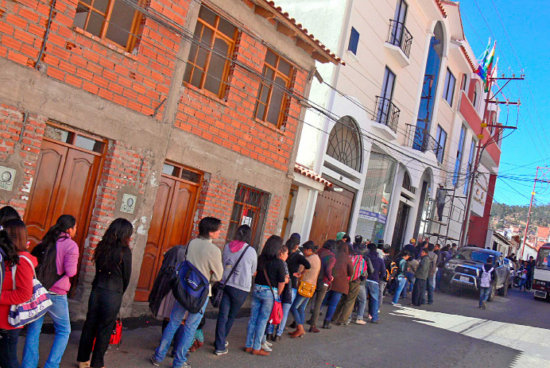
[435,268,443,290]
[366,280,380,322]
[426,275,435,304]
[23,294,71,368]
[322,290,342,322]
[0,328,20,368]
[392,276,407,304]
[153,298,208,368]
[267,288,296,336]
[406,272,415,293]
[479,287,491,306]
[245,285,275,350]
[355,283,367,320]
[214,285,248,351]
[290,294,310,325]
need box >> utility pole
[519,166,550,259]
[460,74,523,248]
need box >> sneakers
[214,348,228,356]
[263,340,273,347]
[355,319,367,325]
[391,302,401,306]
[261,342,272,352]
[150,355,160,367]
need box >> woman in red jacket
[0,219,36,368]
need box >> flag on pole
[476,38,491,81]
[476,39,497,91]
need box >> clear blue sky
[459,1,550,206]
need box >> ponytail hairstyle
[40,215,76,251]
[94,218,133,270]
[1,219,24,264]
[0,205,21,227]
[234,225,251,244]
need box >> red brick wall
[176,30,308,172]
[79,140,151,280]
[0,0,183,116]
[0,104,45,214]
[468,173,497,247]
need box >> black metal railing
[373,96,400,132]
[387,19,413,58]
[406,124,444,162]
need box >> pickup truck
[440,247,511,301]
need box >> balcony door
[377,67,396,125]
[390,0,408,46]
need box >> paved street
[21,288,550,368]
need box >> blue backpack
[172,242,209,313]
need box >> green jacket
[415,255,430,280]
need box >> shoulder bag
[8,255,53,328]
[172,242,210,314]
[263,267,283,325]
[211,245,250,308]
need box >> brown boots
[289,324,306,338]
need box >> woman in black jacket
[77,218,133,368]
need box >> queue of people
[0,205,133,368]
[1,205,453,368]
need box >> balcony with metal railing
[373,96,400,133]
[405,123,444,163]
[385,20,413,66]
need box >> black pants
[214,285,248,351]
[77,287,122,368]
[0,328,20,368]
[412,279,427,306]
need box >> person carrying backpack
[151,217,223,368]
[391,251,411,306]
[22,215,78,368]
[479,257,495,310]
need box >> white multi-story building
[279,0,502,250]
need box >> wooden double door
[134,169,200,302]
[24,133,104,259]
[309,188,355,247]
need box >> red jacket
[0,251,37,329]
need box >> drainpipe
[35,0,57,71]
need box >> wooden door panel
[135,179,173,301]
[25,141,67,247]
[309,189,354,247]
[135,177,199,302]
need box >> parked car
[503,257,515,288]
[440,247,511,301]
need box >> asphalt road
[19,287,550,368]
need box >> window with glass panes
[74,0,143,52]
[254,50,293,128]
[453,125,466,186]
[227,184,270,248]
[443,68,456,106]
[184,6,237,98]
[434,125,447,164]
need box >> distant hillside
[491,202,550,229]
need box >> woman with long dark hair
[0,206,21,226]
[77,218,133,368]
[214,225,257,355]
[0,219,36,368]
[23,215,78,368]
[244,235,286,356]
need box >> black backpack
[32,241,65,290]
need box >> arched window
[402,171,414,193]
[326,116,363,172]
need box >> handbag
[109,318,123,346]
[263,268,283,325]
[297,279,316,298]
[211,244,251,308]
[8,255,53,328]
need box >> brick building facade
[0,0,339,317]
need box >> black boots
[322,320,331,329]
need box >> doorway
[309,188,354,247]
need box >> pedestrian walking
[0,219,36,368]
[214,225,257,355]
[321,241,352,329]
[479,257,495,309]
[365,243,385,323]
[23,215,79,368]
[352,237,369,323]
[308,240,336,333]
[244,235,286,356]
[289,241,320,338]
[151,217,223,367]
[426,243,438,304]
[412,249,430,306]
[77,218,133,368]
[392,251,411,306]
